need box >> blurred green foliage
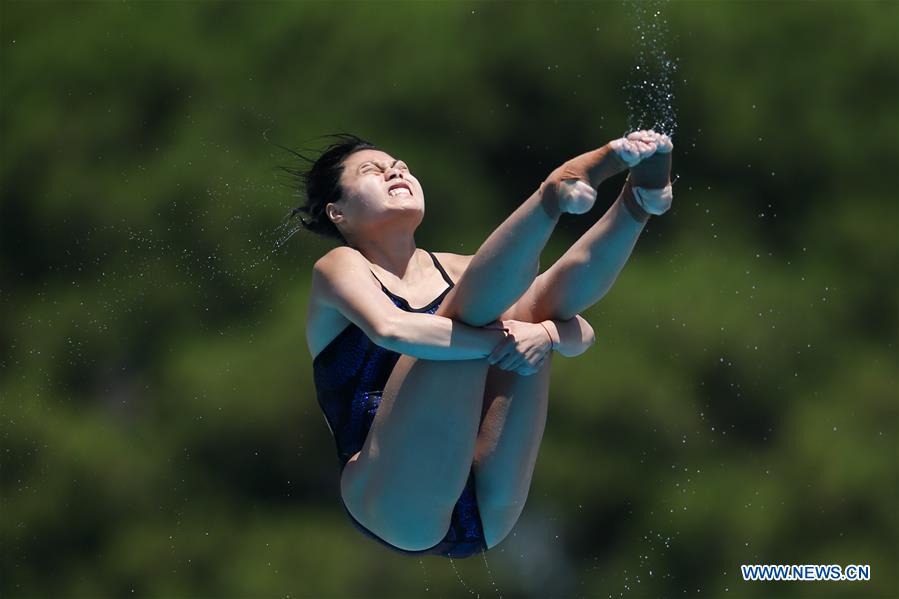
[1,1,897,597]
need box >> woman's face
[329,149,425,240]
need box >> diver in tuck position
[294,129,674,558]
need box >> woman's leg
[519,182,648,322]
[469,191,644,546]
[471,151,673,547]
[519,139,673,321]
[341,178,582,551]
[474,351,553,548]
[440,141,631,327]
[341,143,634,551]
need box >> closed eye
[359,160,409,174]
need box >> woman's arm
[314,246,506,361]
[484,314,595,375]
[540,315,595,357]
[436,254,598,359]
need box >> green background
[2,1,897,597]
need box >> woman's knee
[344,485,454,551]
[436,266,540,327]
[479,502,524,549]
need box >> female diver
[295,130,673,558]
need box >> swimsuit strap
[367,268,390,293]
[367,250,455,307]
[425,250,456,286]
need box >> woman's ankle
[537,181,563,220]
[629,151,671,189]
[618,179,651,224]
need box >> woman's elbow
[575,321,597,355]
[371,314,402,349]
[585,327,597,349]
[584,329,596,350]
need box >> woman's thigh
[339,267,561,551]
[473,299,554,548]
[340,354,490,551]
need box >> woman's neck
[351,234,419,279]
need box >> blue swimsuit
[312,250,488,558]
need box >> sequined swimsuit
[312,250,488,558]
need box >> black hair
[276,133,379,244]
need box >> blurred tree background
[1,1,897,597]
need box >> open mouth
[387,181,412,197]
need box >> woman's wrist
[539,320,560,351]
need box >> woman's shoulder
[314,245,365,272]
[310,245,382,305]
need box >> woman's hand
[486,320,553,376]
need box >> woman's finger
[500,349,521,370]
[515,364,537,376]
[487,335,514,363]
[513,358,532,373]
[490,345,517,367]
[487,337,513,364]
[496,351,522,371]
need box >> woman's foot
[609,130,663,169]
[614,130,674,218]
[623,130,673,189]
[554,179,599,215]
[628,182,673,217]
[543,131,671,217]
[543,142,629,216]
